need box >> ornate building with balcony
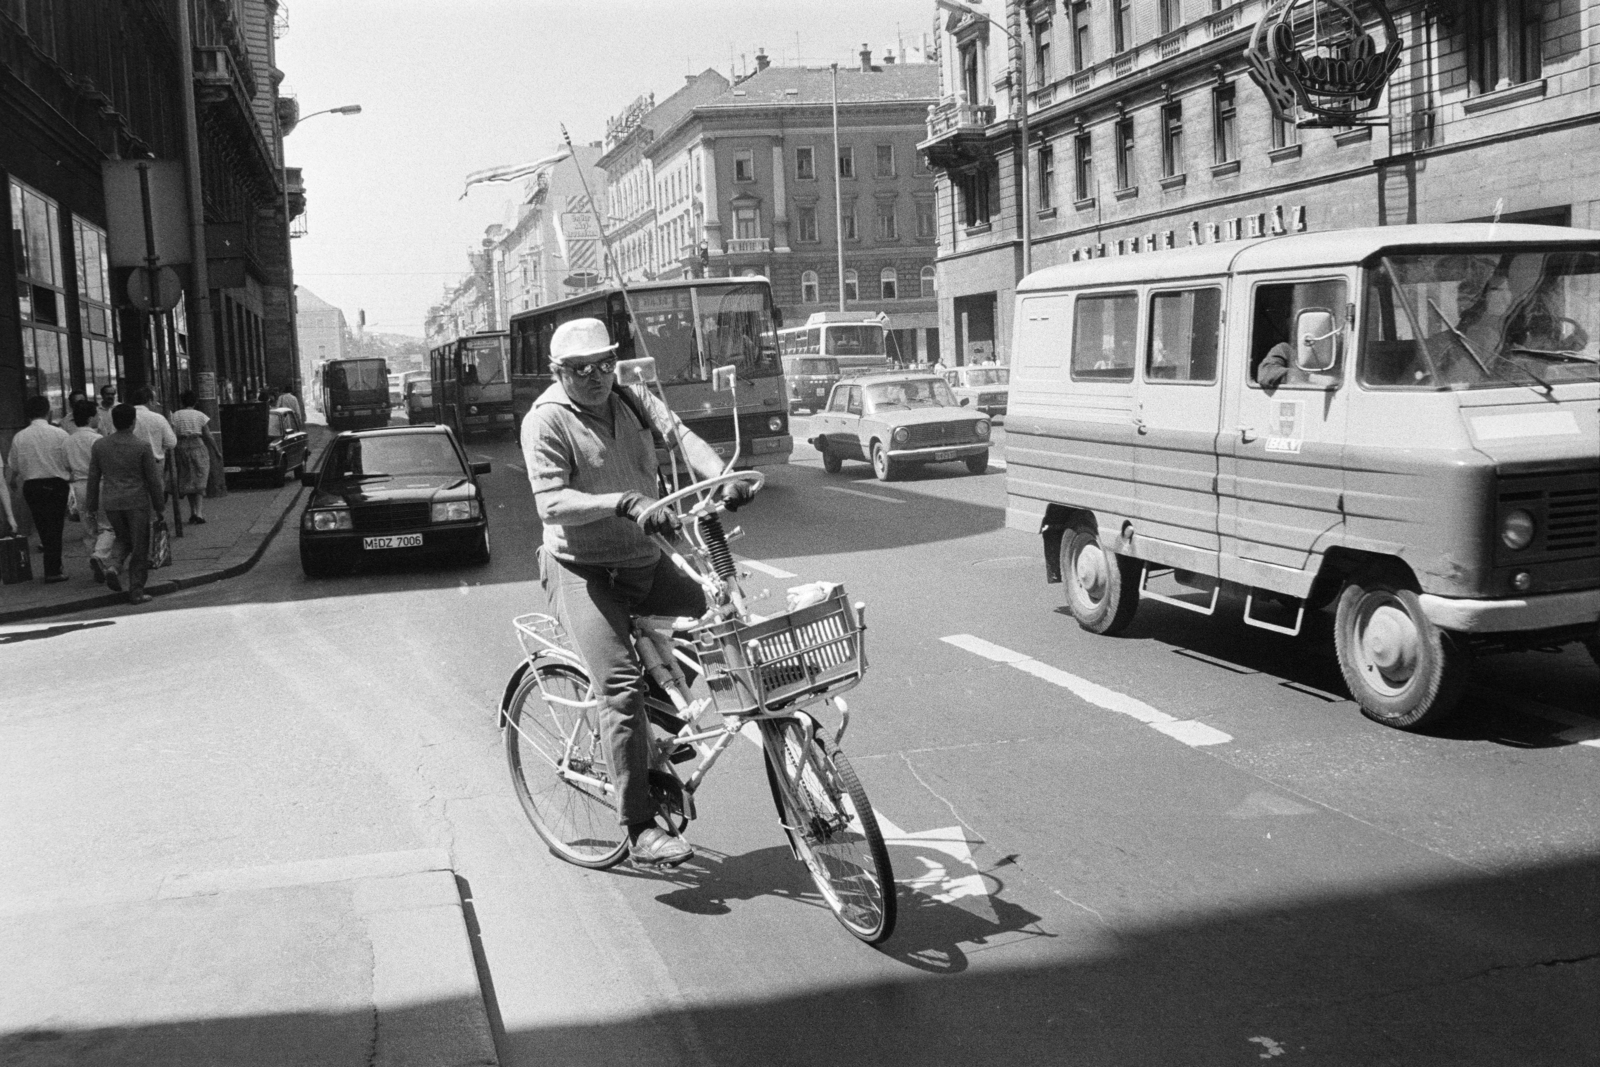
[1,0,301,451]
[921,0,1599,365]
[645,49,944,362]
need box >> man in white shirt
[64,398,112,581]
[6,395,74,581]
[130,386,177,462]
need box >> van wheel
[1334,574,1470,730]
[1061,521,1139,635]
[870,442,898,482]
[819,440,842,474]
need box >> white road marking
[823,485,905,504]
[875,810,995,916]
[508,461,526,473]
[737,557,797,579]
[942,633,1234,747]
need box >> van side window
[1071,292,1139,381]
[1249,279,1348,388]
[1147,287,1222,383]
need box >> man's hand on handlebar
[714,479,759,512]
[616,491,680,539]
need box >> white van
[1006,224,1599,730]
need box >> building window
[880,268,898,300]
[73,217,120,397]
[11,177,69,416]
[844,269,858,302]
[796,146,815,180]
[796,205,819,242]
[1033,16,1053,86]
[838,146,855,179]
[960,167,992,226]
[734,207,759,239]
[1271,112,1299,150]
[1213,83,1237,164]
[920,265,936,298]
[1112,0,1133,54]
[876,144,895,177]
[734,149,754,183]
[1162,102,1184,177]
[1073,132,1093,202]
[959,41,981,101]
[1069,2,1091,72]
[801,270,819,303]
[1038,144,1055,210]
[916,199,937,238]
[1114,117,1135,189]
[841,204,858,240]
[876,203,898,240]
[1471,0,1542,93]
[1159,0,1181,35]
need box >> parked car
[404,377,434,424]
[298,425,491,577]
[809,373,991,481]
[942,364,1010,415]
[220,403,309,486]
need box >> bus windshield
[1363,250,1600,389]
[793,358,835,375]
[463,339,508,386]
[825,325,885,356]
[696,283,781,379]
[326,360,387,392]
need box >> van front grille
[1497,471,1599,562]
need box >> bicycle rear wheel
[505,661,628,869]
[763,718,896,944]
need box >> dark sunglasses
[563,358,617,379]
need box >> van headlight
[467,404,479,415]
[305,508,352,531]
[1500,509,1535,550]
[767,415,784,433]
[431,500,481,523]
[975,420,991,439]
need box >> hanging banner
[1245,0,1404,127]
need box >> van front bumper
[1421,588,1600,633]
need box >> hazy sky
[276,0,943,336]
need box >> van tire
[1061,522,1139,635]
[820,440,842,473]
[1334,576,1470,730]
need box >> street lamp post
[280,104,361,399]
[936,0,1031,277]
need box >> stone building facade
[920,0,1599,366]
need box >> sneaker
[128,592,153,605]
[103,570,122,592]
[89,557,105,583]
[43,573,69,584]
[188,516,206,525]
[628,826,693,868]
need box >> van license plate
[363,534,423,550]
[935,450,957,461]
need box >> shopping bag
[0,533,32,584]
[149,517,172,569]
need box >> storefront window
[74,216,122,398]
[11,178,69,416]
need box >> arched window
[843,269,858,302]
[880,267,898,300]
[801,270,819,304]
[921,265,936,298]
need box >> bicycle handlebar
[635,470,765,529]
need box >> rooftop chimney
[884,50,897,65]
[859,44,872,72]
[755,48,770,72]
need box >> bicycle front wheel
[505,662,628,869]
[763,718,896,944]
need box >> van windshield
[1363,251,1600,389]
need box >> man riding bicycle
[521,317,756,868]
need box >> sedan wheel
[470,525,491,565]
[870,442,898,482]
[820,440,842,474]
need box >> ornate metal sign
[1245,0,1404,127]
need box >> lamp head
[333,105,363,115]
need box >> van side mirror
[617,357,658,386]
[1295,308,1340,372]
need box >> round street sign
[127,266,184,313]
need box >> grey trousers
[103,507,152,597]
[539,548,707,826]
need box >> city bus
[778,311,893,414]
[507,277,791,468]
[429,331,515,440]
[320,356,390,431]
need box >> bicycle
[498,469,897,944]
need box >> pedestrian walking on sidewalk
[64,398,112,581]
[6,395,73,583]
[130,386,177,463]
[85,404,163,605]
[170,391,220,524]
[275,384,304,420]
[91,383,118,433]
[0,450,19,535]
[59,391,91,433]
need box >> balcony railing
[725,237,770,254]
[925,97,997,140]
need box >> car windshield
[864,378,959,411]
[825,325,885,356]
[1363,250,1600,390]
[960,367,1009,386]
[325,435,463,479]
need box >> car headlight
[305,508,352,531]
[767,415,784,433]
[891,426,909,447]
[1500,509,1535,550]
[975,420,991,439]
[431,500,481,522]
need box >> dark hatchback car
[298,426,491,577]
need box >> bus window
[695,283,780,377]
[464,340,507,385]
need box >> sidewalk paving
[0,426,332,625]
